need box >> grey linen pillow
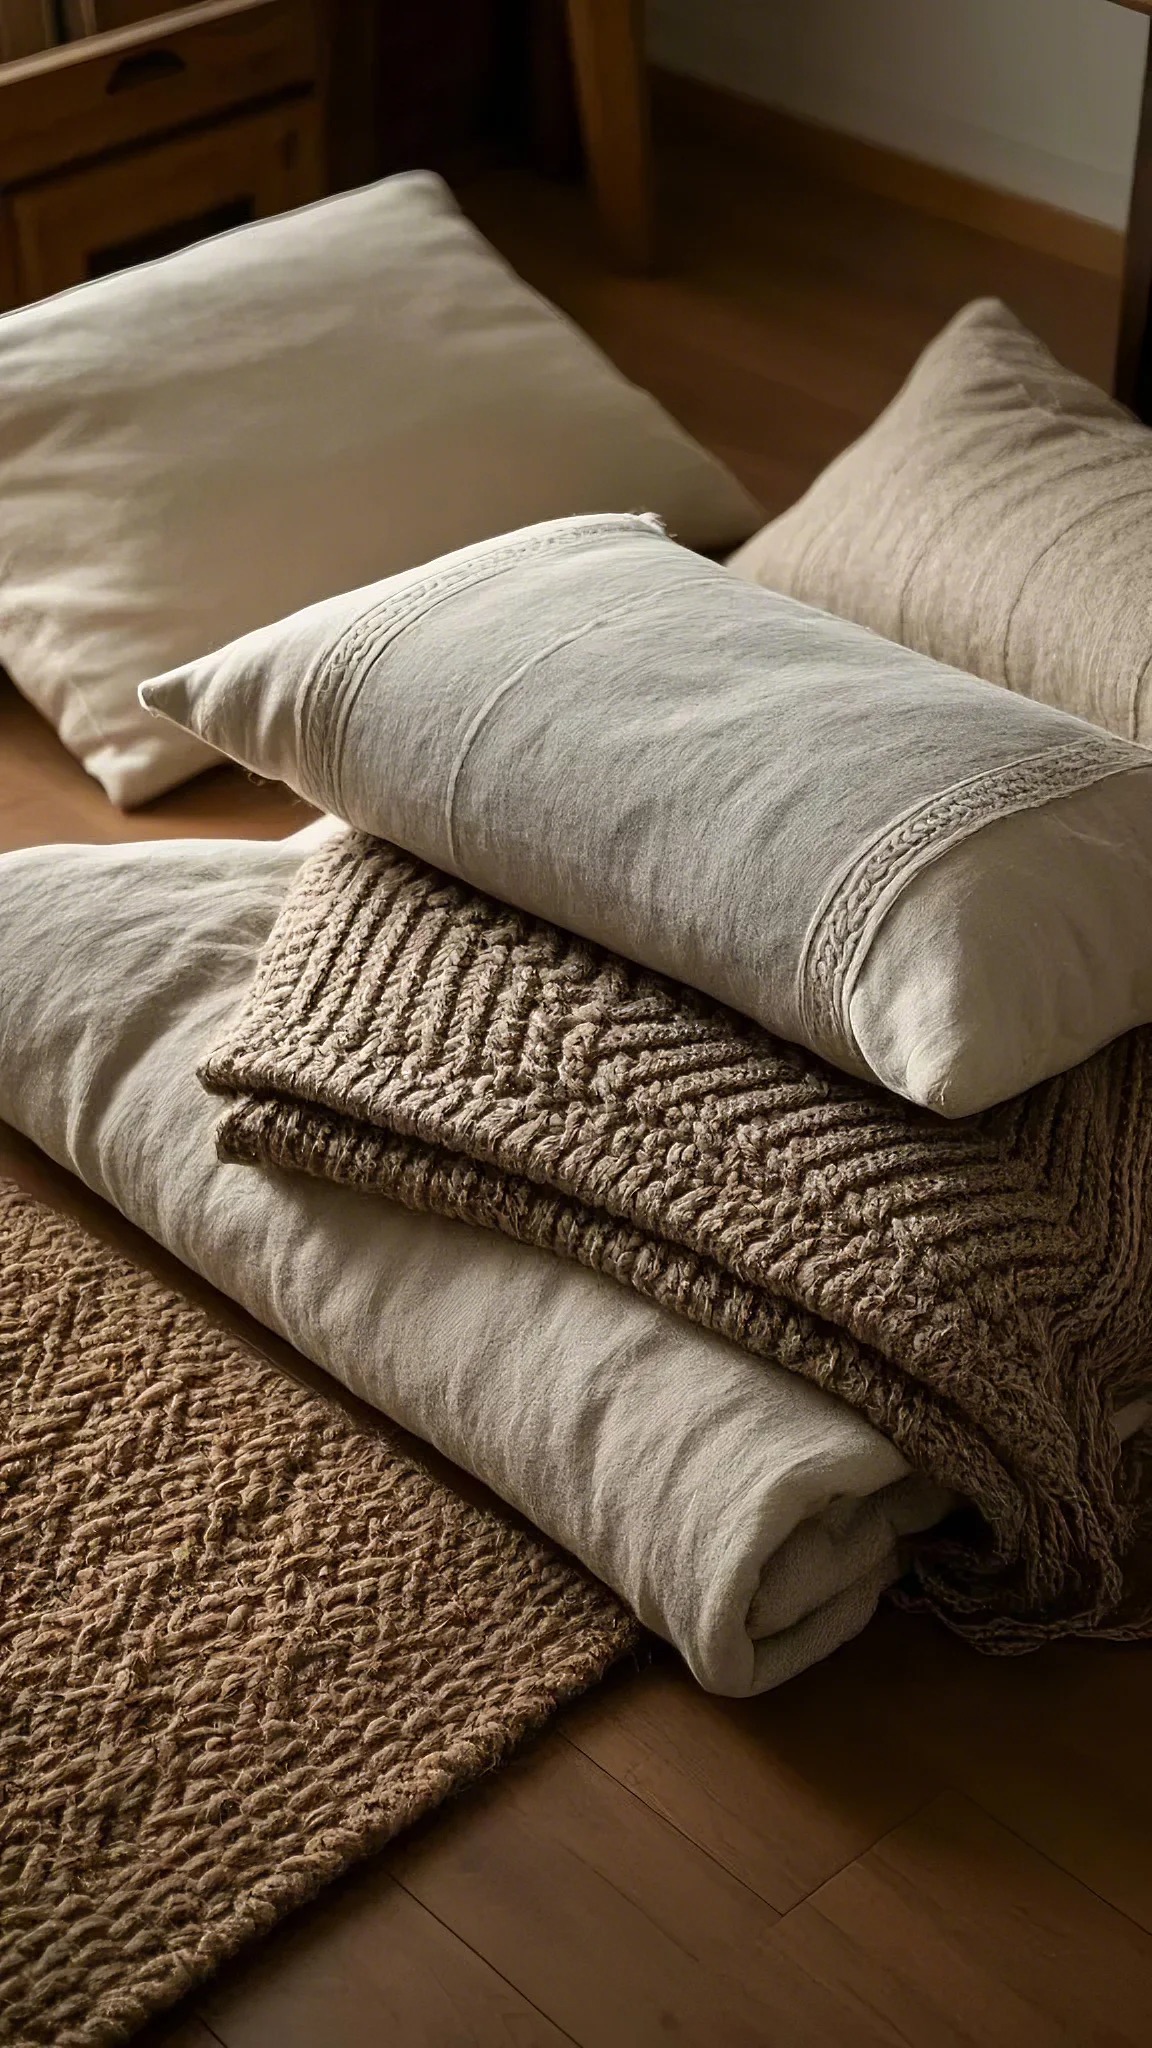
[140,512,1152,1116]
[729,298,1152,742]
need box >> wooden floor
[2,137,1150,2047]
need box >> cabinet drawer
[0,0,319,183]
[6,95,323,304]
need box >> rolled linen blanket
[0,829,950,1695]
[203,830,1152,1650]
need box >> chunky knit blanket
[203,832,1152,1651]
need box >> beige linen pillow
[141,512,1152,1116]
[0,172,759,807]
[729,298,1152,742]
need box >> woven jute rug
[0,1181,637,2048]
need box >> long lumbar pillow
[729,298,1152,742]
[0,172,758,807]
[140,512,1152,1116]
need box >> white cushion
[0,172,759,806]
[142,512,1152,1117]
[0,830,947,1695]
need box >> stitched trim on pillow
[297,517,666,816]
[798,736,1151,1069]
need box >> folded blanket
[205,832,1152,1650]
[0,831,952,1695]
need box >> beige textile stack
[203,832,1152,1654]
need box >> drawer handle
[106,48,188,94]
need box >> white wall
[650,0,1149,226]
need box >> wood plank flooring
[1,136,1149,2046]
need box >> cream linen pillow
[0,172,759,807]
[729,298,1152,742]
[140,512,1152,1116]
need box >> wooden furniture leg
[565,0,654,270]
[1116,14,1152,416]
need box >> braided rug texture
[0,1182,636,2048]
[203,833,1152,1653]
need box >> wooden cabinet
[0,0,324,310]
[9,98,322,299]
[0,1,654,313]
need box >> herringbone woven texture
[0,1182,635,2048]
[205,832,1152,1652]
